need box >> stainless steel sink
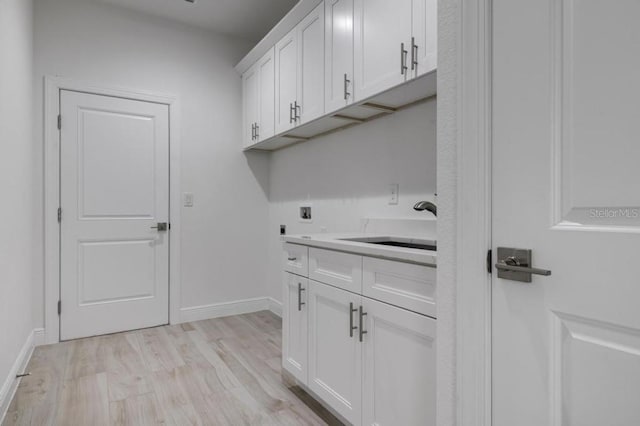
[339,237,437,251]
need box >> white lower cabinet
[282,244,437,425]
[361,297,436,426]
[308,280,363,425]
[282,273,309,384]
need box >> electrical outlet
[280,225,286,235]
[299,205,313,223]
[388,184,399,205]
[183,192,194,207]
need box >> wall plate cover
[299,205,313,223]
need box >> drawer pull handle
[349,302,358,337]
[359,306,368,342]
[287,257,297,262]
[298,283,306,311]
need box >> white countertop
[283,233,437,267]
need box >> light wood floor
[3,311,342,426]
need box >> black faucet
[414,201,437,217]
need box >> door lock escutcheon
[495,247,551,283]
[151,222,168,232]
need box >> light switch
[183,192,194,207]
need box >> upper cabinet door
[297,2,325,124]
[241,64,259,148]
[275,28,298,134]
[325,0,355,114]
[354,0,413,101]
[411,0,437,78]
[257,47,275,142]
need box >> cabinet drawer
[363,257,436,317]
[309,248,362,293]
[283,243,309,276]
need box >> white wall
[33,0,270,324]
[0,0,36,408]
[267,99,437,302]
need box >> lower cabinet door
[361,297,437,426]
[308,280,362,425]
[282,273,309,384]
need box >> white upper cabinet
[325,0,354,113]
[240,0,437,150]
[412,0,437,77]
[257,48,275,142]
[242,48,275,148]
[241,63,259,148]
[353,0,413,101]
[297,2,325,124]
[275,27,299,134]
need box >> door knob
[495,247,551,282]
[151,222,168,232]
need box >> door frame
[437,0,492,424]
[43,76,182,344]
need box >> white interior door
[492,1,640,425]
[60,90,169,341]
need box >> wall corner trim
[0,329,37,423]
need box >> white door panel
[308,281,362,425]
[325,0,355,113]
[282,273,308,384]
[354,0,412,100]
[60,90,169,341]
[258,48,276,142]
[297,2,325,124]
[242,64,259,148]
[362,297,436,426]
[492,0,640,424]
[411,0,437,77]
[275,28,298,133]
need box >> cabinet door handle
[411,37,418,71]
[251,123,255,140]
[400,43,408,75]
[343,73,351,100]
[294,101,301,121]
[349,302,358,337]
[359,305,368,342]
[289,103,294,124]
[297,283,306,311]
[287,257,297,262]
[255,123,259,140]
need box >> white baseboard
[180,297,274,323]
[0,329,36,423]
[33,328,46,347]
[268,298,282,317]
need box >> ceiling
[94,0,299,42]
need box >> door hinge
[57,114,61,130]
[57,207,62,223]
[57,300,61,315]
[487,249,492,274]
